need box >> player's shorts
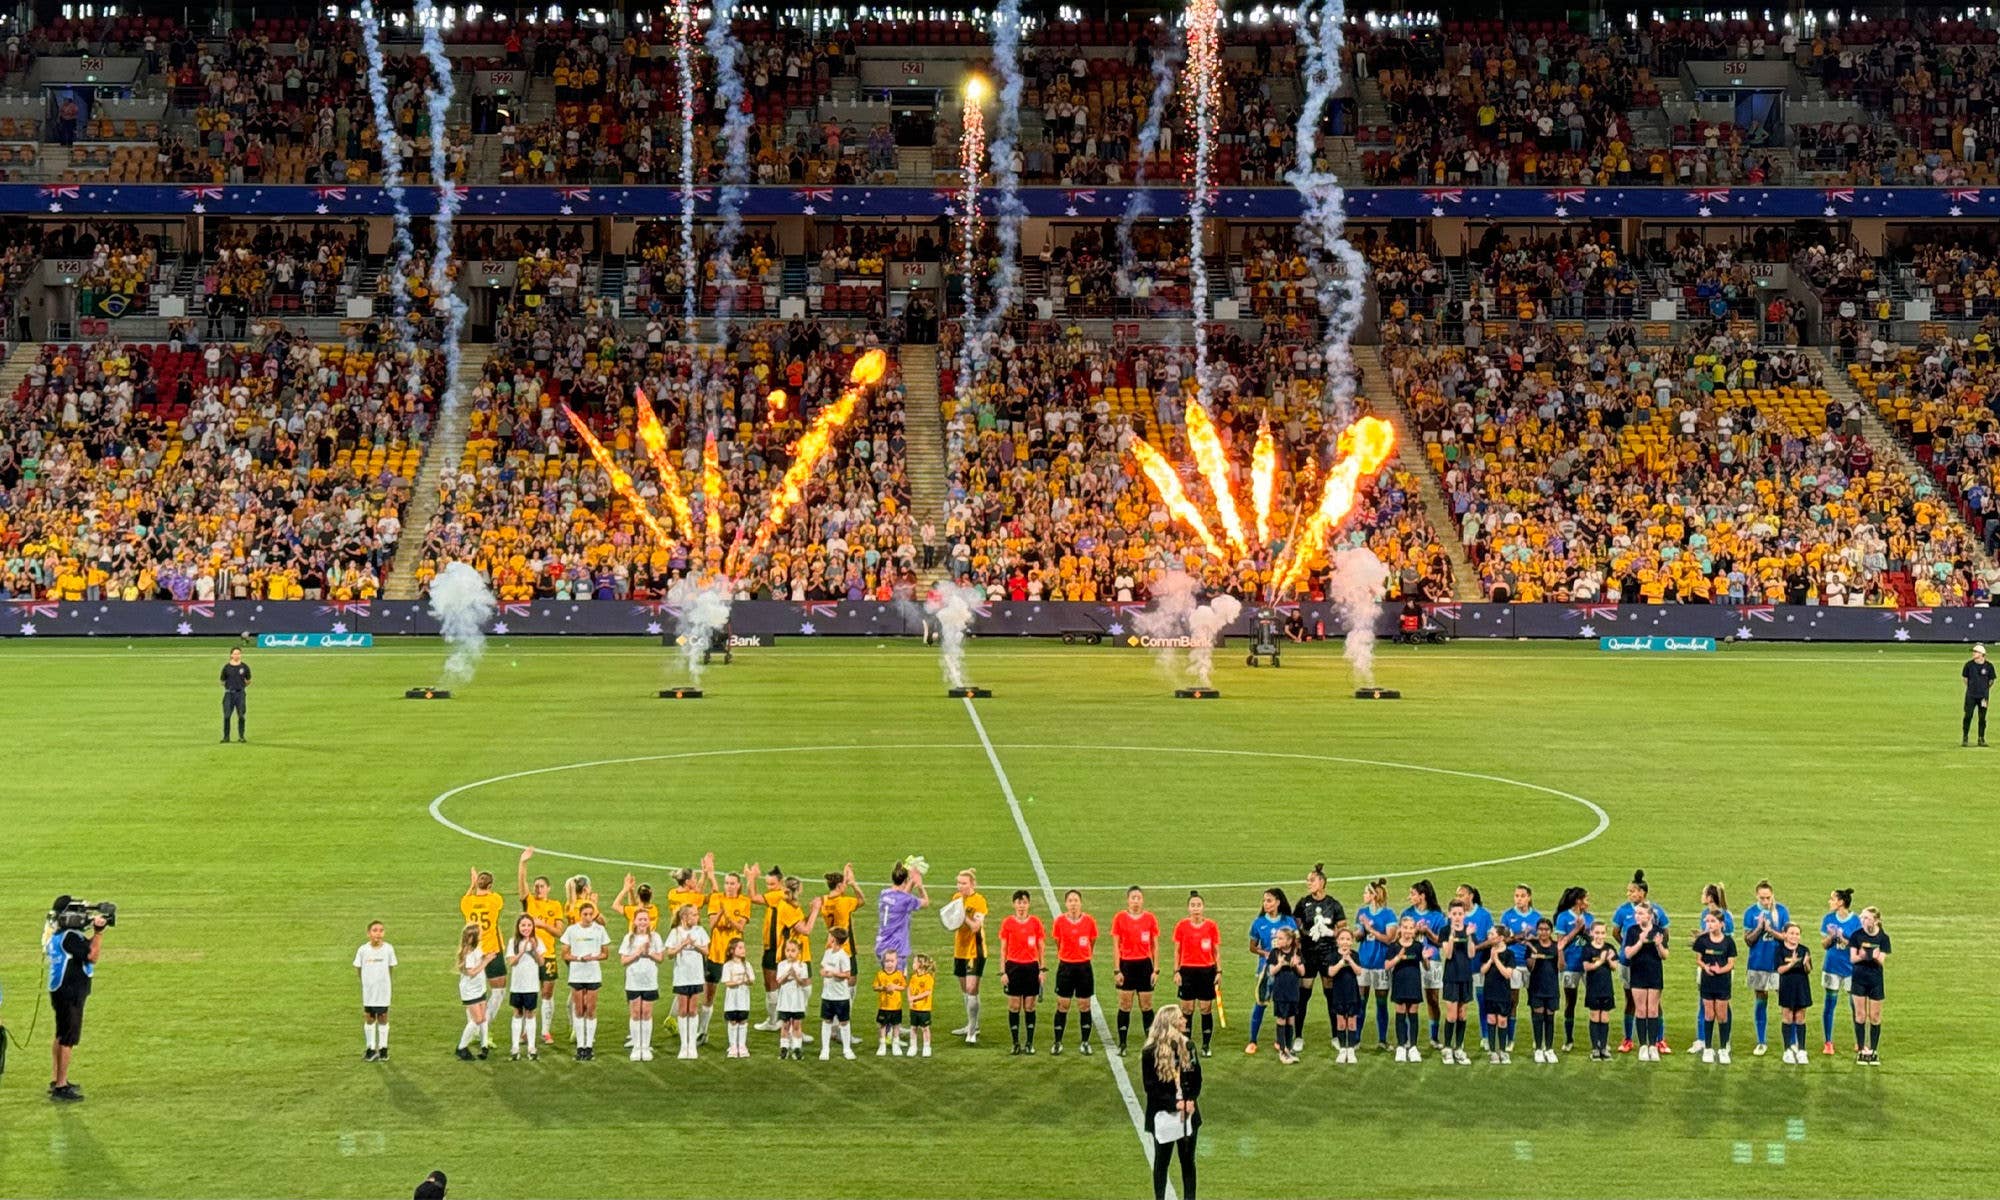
[1561,970,1583,991]
[1618,963,1632,988]
[819,998,852,1022]
[539,957,560,984]
[1821,972,1852,993]
[777,1009,805,1023]
[953,955,987,979]
[1359,967,1389,992]
[1300,948,1332,980]
[704,960,723,984]
[1177,965,1217,1002]
[625,989,659,1003]
[877,1009,905,1027]
[1420,960,1444,989]
[726,1008,749,1023]
[1117,958,1155,993]
[53,993,85,1046]
[1852,975,1884,1002]
[363,1005,389,1017]
[911,1010,932,1028]
[762,942,779,971]
[1004,962,1042,998]
[483,953,507,980]
[509,991,540,1012]
[461,994,484,1007]
[1441,979,1473,1005]
[1055,962,1095,1000]
[1747,970,1779,993]
[1509,966,1529,990]
[568,980,601,992]
[672,983,703,997]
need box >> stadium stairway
[383,342,493,601]
[1351,344,1484,602]
[1810,347,1998,582]
[0,340,39,397]
[897,343,951,584]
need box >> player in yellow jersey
[460,867,506,1015]
[613,874,663,931]
[702,860,752,1045]
[812,862,866,957]
[874,949,908,1056]
[518,848,568,1047]
[564,874,601,926]
[909,953,938,1058]
[748,863,809,1031]
[950,868,991,1040]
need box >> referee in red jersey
[1000,891,1046,1055]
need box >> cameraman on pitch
[44,896,107,1102]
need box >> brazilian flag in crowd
[96,292,133,318]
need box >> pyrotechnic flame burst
[1128,413,1395,599]
[564,354,894,582]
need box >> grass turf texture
[2,637,1996,1200]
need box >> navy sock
[1719,1016,1731,1048]
[1375,995,1389,1044]
[1755,997,1768,1044]
[1869,1023,1880,1051]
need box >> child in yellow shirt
[909,954,937,1059]
[873,949,908,1057]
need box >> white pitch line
[959,699,1166,1197]
[426,743,1611,892]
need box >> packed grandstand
[2,11,1998,613]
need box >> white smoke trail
[416,1,467,411]
[669,574,734,685]
[1186,593,1242,689]
[1288,0,1369,423]
[704,0,754,341]
[926,582,987,688]
[675,0,698,336]
[360,4,418,363]
[1117,46,1180,291]
[1328,546,1389,686]
[428,561,497,685]
[1133,568,1200,681]
[971,0,1026,359]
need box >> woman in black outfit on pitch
[1142,1002,1202,1199]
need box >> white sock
[819,1021,832,1051]
[764,993,777,1024]
[584,1016,596,1049]
[511,1016,524,1053]
[540,998,553,1038]
[699,1002,714,1040]
[841,1023,853,1049]
[489,987,505,1016]
[365,1024,377,1051]
[459,1019,477,1049]
[379,1023,389,1049]
[641,1018,653,1049]
[969,994,981,1031]
[479,1019,492,1047]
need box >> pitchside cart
[1245,608,1282,668]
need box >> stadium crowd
[0,328,441,602]
[1382,325,1989,606]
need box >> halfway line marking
[960,698,1165,1197]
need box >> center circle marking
[427,743,1611,890]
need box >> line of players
[349,855,1892,1067]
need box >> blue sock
[1249,1003,1265,1044]
[1755,997,1768,1044]
[1624,1009,1635,1040]
[1476,986,1490,1040]
[1822,990,1838,1043]
[1657,1002,1666,1043]
[1696,1007,1708,1043]
[1375,995,1389,1044]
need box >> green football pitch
[3,636,1996,1199]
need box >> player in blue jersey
[1454,884,1496,1049]
[1244,888,1296,1056]
[1819,888,1860,1056]
[1740,879,1790,1057]
[1611,869,1670,1054]
[1352,878,1396,1050]
[1400,880,1446,1048]
[1499,884,1544,1054]
[1552,886,1595,1051]
[1689,883,1734,1053]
